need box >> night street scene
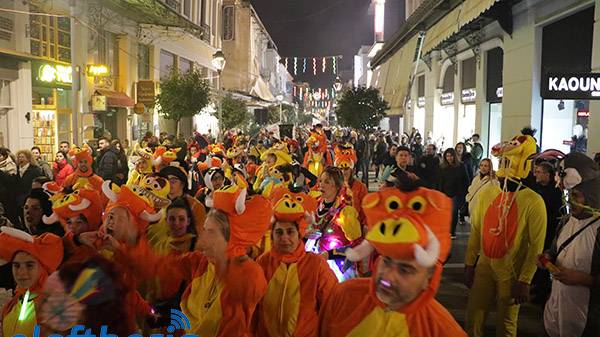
[0,0,599,337]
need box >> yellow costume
[465,131,547,337]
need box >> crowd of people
[0,124,597,337]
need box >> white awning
[250,76,275,102]
[422,0,498,55]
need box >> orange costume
[0,228,64,337]
[320,187,466,337]
[334,144,368,219]
[255,186,337,337]
[62,146,104,199]
[303,130,333,178]
[122,177,273,337]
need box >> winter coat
[438,164,469,198]
[52,160,74,187]
[417,154,441,189]
[97,147,120,182]
[36,159,53,180]
[16,164,44,206]
[0,156,16,175]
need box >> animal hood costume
[320,186,465,337]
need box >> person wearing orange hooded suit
[464,129,547,337]
[61,146,104,198]
[115,174,273,337]
[0,227,64,337]
[254,185,337,337]
[319,183,466,337]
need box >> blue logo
[168,309,191,333]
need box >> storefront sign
[542,73,600,99]
[33,61,72,87]
[134,103,145,114]
[417,96,425,108]
[577,110,590,117]
[136,81,156,107]
[92,95,107,111]
[461,88,476,103]
[86,64,110,77]
[440,92,454,105]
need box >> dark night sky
[251,0,375,88]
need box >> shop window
[434,106,455,150]
[138,44,151,80]
[457,104,476,143]
[29,8,71,62]
[542,100,588,153]
[179,57,192,73]
[182,0,192,18]
[488,103,502,167]
[160,50,176,79]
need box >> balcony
[200,23,211,43]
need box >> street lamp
[212,50,226,139]
[276,94,284,123]
[333,76,343,92]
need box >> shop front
[91,89,134,141]
[434,64,455,150]
[486,47,503,160]
[31,60,72,162]
[540,6,594,154]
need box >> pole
[279,102,283,123]
[217,70,223,141]
[70,0,79,145]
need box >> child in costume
[320,184,466,337]
[254,186,337,337]
[0,228,64,337]
[115,177,273,337]
[464,130,547,337]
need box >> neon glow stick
[18,290,30,321]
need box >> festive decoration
[303,58,307,73]
[293,57,298,76]
[312,58,317,75]
[322,57,326,73]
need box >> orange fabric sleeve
[217,259,267,337]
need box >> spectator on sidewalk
[417,143,441,189]
[439,148,469,238]
[15,149,44,209]
[96,137,120,184]
[466,158,498,216]
[31,146,53,180]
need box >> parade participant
[127,146,154,187]
[320,184,465,337]
[153,146,181,172]
[334,143,368,220]
[303,128,332,178]
[160,162,206,238]
[254,186,336,337]
[39,255,137,336]
[187,141,202,166]
[0,228,64,337]
[196,167,226,208]
[312,167,362,280]
[464,129,547,337]
[62,146,104,198]
[22,189,65,236]
[542,152,600,337]
[116,176,273,337]
[253,145,293,193]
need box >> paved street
[365,173,545,337]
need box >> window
[183,0,191,18]
[138,44,151,80]
[29,8,71,62]
[160,50,176,79]
[179,57,192,73]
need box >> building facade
[372,0,600,158]
[0,0,223,158]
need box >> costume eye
[385,196,402,213]
[283,193,291,199]
[153,182,160,190]
[295,196,304,202]
[408,196,427,214]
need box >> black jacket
[16,164,44,206]
[97,147,120,182]
[534,182,566,249]
[438,164,469,198]
[417,154,441,189]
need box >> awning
[422,0,497,55]
[379,34,420,116]
[95,89,135,108]
[250,77,275,102]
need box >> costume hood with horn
[42,182,103,233]
[0,227,64,337]
[465,129,547,337]
[303,131,333,178]
[62,146,104,202]
[255,185,336,337]
[319,186,466,337]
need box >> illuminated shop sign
[32,61,72,87]
[86,64,110,77]
[417,96,425,108]
[542,73,600,99]
[461,88,476,103]
[496,87,503,98]
[440,92,454,105]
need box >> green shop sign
[32,61,72,88]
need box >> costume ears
[101,180,121,203]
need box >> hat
[207,176,273,258]
[0,227,63,274]
[491,130,537,179]
[42,184,104,232]
[270,185,318,236]
[159,162,189,185]
[68,146,94,177]
[334,144,357,169]
[346,186,451,311]
[560,152,600,211]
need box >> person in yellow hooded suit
[464,129,547,337]
[254,185,337,337]
[319,183,466,337]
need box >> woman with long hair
[466,158,498,215]
[111,139,129,186]
[438,148,469,238]
[52,151,74,187]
